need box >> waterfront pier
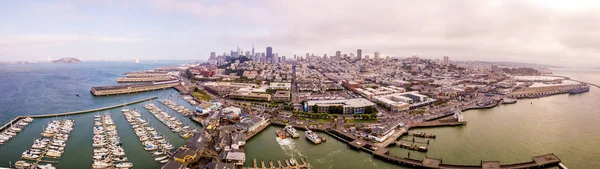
[91,80,180,96]
[244,156,310,169]
[322,128,562,169]
[245,121,272,140]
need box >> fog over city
[1,0,599,67]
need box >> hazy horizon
[1,0,600,67]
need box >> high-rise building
[357,49,362,60]
[245,51,250,57]
[335,51,341,59]
[443,56,450,66]
[230,50,239,58]
[252,44,255,58]
[266,47,273,64]
[374,52,380,60]
[365,55,370,60]
[210,52,216,59]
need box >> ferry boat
[568,85,590,94]
[276,130,286,139]
[284,125,299,138]
[502,98,517,104]
[305,130,322,144]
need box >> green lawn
[191,89,212,101]
[345,119,378,123]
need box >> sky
[1,0,600,67]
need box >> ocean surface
[0,63,598,169]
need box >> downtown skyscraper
[266,46,273,64]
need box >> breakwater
[0,96,158,132]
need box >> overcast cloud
[0,0,599,67]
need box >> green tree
[312,105,319,113]
[364,106,376,114]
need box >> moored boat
[276,130,286,139]
[305,130,322,144]
[502,98,517,104]
[284,125,300,138]
[568,85,590,94]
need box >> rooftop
[306,98,375,107]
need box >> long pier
[543,75,600,88]
[29,96,158,118]
[0,96,158,132]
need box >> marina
[18,119,75,169]
[142,103,196,139]
[159,98,193,117]
[92,113,133,169]
[0,117,33,145]
[122,108,174,164]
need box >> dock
[245,121,272,140]
[322,129,562,169]
[411,117,466,129]
[244,156,310,169]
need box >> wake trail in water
[315,149,342,164]
[275,137,303,158]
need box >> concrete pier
[323,129,562,169]
[0,96,157,132]
[244,156,310,169]
[29,96,158,118]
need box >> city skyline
[1,0,600,67]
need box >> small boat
[23,117,34,123]
[75,93,80,97]
[159,159,169,164]
[371,146,378,150]
[289,158,296,166]
[152,150,164,156]
[502,98,517,104]
[155,156,168,161]
[92,161,111,169]
[276,130,286,139]
[284,125,300,138]
[115,162,133,168]
[14,160,32,168]
[37,164,56,169]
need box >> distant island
[51,57,81,64]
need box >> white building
[368,122,401,142]
[373,91,436,112]
[239,117,268,132]
[305,98,375,114]
[268,82,292,91]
